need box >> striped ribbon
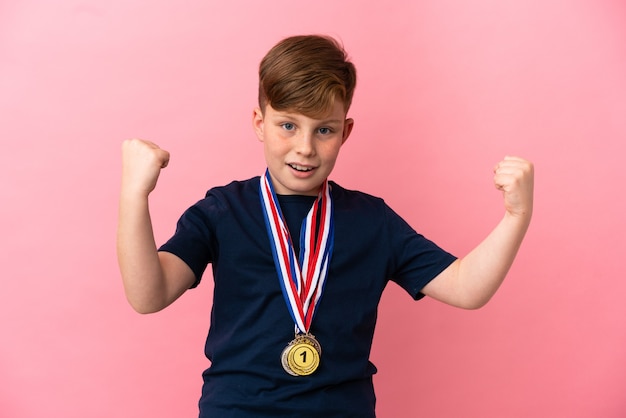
[259,169,334,334]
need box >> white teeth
[289,164,313,172]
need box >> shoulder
[329,181,384,205]
[330,181,417,235]
[197,177,260,208]
[205,176,261,199]
[329,181,391,216]
[178,177,260,221]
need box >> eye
[318,127,332,135]
[281,122,295,131]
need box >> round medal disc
[281,334,321,376]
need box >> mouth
[288,163,315,172]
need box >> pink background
[2,0,625,417]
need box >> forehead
[265,100,347,121]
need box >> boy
[117,35,533,417]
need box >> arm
[421,156,534,309]
[117,139,196,314]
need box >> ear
[252,107,265,142]
[342,118,354,145]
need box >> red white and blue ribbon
[259,169,334,334]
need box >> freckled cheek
[319,144,343,161]
[264,141,291,162]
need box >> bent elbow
[133,305,162,315]
[457,295,492,310]
[126,297,166,315]
[462,301,488,310]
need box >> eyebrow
[271,113,343,125]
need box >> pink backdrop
[2,0,625,417]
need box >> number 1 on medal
[300,350,307,363]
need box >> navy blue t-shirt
[159,177,456,417]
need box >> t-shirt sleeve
[385,204,457,300]
[158,194,219,288]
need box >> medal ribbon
[259,169,334,334]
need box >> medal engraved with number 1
[260,171,334,377]
[281,333,321,376]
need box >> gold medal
[260,172,333,377]
[281,333,321,376]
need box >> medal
[281,332,322,376]
[260,170,334,376]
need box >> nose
[295,131,315,156]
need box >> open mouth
[288,163,314,172]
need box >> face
[253,100,354,196]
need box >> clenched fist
[121,139,170,196]
[493,156,534,219]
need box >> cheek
[264,137,288,158]
[320,141,343,160]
